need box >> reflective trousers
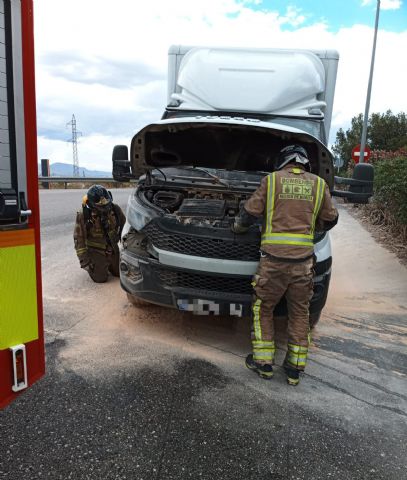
[251,256,314,371]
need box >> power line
[67,114,82,177]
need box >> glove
[231,206,257,234]
[80,258,93,272]
[231,220,249,234]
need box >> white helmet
[277,145,310,171]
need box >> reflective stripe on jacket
[73,204,126,262]
[261,170,325,248]
[244,164,338,260]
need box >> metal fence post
[40,159,50,189]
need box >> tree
[369,111,407,151]
[332,114,363,168]
[332,110,407,169]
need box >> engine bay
[140,186,253,227]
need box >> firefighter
[74,185,126,283]
[232,145,338,385]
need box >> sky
[34,0,407,172]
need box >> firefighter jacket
[74,203,126,266]
[243,164,338,260]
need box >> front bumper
[120,249,331,317]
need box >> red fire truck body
[0,0,44,409]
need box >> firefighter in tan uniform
[74,185,126,283]
[232,145,338,385]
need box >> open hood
[130,117,334,188]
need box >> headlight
[126,192,158,231]
[120,251,143,282]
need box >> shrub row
[372,155,407,227]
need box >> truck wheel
[127,293,151,307]
[309,311,321,329]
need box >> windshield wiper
[183,166,230,188]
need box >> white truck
[112,46,373,324]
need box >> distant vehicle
[112,45,373,324]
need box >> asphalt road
[1,188,407,480]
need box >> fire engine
[0,0,44,409]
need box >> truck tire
[309,311,321,328]
[127,293,151,307]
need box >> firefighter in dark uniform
[74,185,126,283]
[232,145,338,385]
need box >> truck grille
[143,223,260,261]
[158,269,253,295]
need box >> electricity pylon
[67,114,82,177]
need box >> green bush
[373,156,407,225]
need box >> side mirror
[332,163,374,204]
[112,145,133,182]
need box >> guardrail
[38,177,137,189]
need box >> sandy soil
[344,203,407,267]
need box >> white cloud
[361,0,402,9]
[34,0,407,170]
[382,0,402,9]
[283,6,307,27]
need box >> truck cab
[113,46,372,324]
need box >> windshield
[152,166,265,187]
[265,117,323,141]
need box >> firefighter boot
[283,363,300,386]
[245,354,273,380]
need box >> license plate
[176,299,243,317]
